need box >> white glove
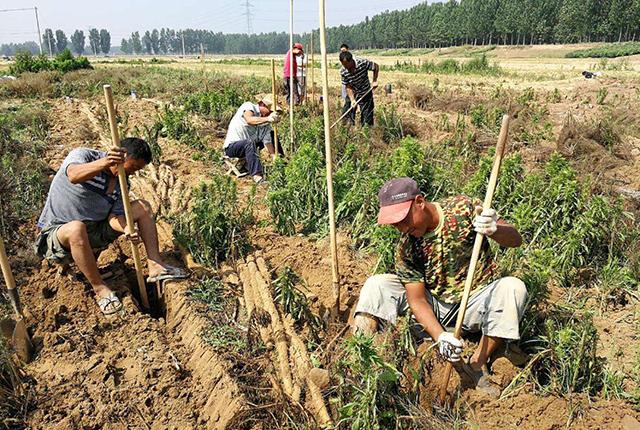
[473,207,498,236]
[267,112,281,123]
[437,332,464,362]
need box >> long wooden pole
[103,85,150,309]
[438,115,510,403]
[289,0,294,150]
[270,59,280,157]
[310,33,315,106]
[318,0,340,315]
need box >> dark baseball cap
[377,177,420,225]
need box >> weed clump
[9,49,91,76]
[0,105,49,239]
[1,340,27,428]
[566,42,640,58]
[173,175,254,267]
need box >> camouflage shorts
[33,220,121,265]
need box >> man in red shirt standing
[283,42,303,105]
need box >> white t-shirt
[297,54,307,77]
[223,102,273,148]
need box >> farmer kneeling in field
[34,138,187,315]
[223,94,282,185]
[352,177,527,397]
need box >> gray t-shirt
[223,102,273,149]
[37,148,125,229]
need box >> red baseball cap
[293,43,304,50]
[377,177,420,225]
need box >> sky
[0,0,428,45]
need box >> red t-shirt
[283,49,297,78]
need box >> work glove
[473,207,498,236]
[267,112,281,123]
[437,332,464,363]
[124,227,142,245]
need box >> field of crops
[1,44,639,429]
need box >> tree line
[113,0,640,54]
[1,28,111,57]
[3,0,640,57]
[325,0,640,49]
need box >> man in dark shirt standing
[339,51,379,126]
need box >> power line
[242,0,254,34]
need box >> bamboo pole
[270,59,280,157]
[103,85,150,309]
[438,115,510,403]
[310,34,315,106]
[318,0,340,316]
[288,0,294,150]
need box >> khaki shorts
[354,273,528,341]
[34,220,122,265]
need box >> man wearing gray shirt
[34,138,186,315]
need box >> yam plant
[172,175,254,267]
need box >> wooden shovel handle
[103,85,150,309]
[438,115,510,403]
[0,235,22,317]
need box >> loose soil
[3,48,640,428]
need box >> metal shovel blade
[0,316,33,363]
[13,317,33,362]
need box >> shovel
[0,235,33,363]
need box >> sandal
[146,266,188,283]
[97,292,123,316]
[461,361,501,399]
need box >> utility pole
[34,7,42,55]
[181,31,185,57]
[242,0,254,35]
[0,7,43,54]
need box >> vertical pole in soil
[318,0,340,316]
[271,58,280,157]
[289,0,294,150]
[310,33,315,106]
[34,7,43,55]
[438,115,510,404]
[102,85,150,310]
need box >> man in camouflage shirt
[352,177,527,397]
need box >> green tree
[120,38,131,54]
[43,28,56,55]
[88,28,101,54]
[55,30,68,52]
[150,29,160,54]
[131,31,143,54]
[143,31,153,54]
[70,30,85,54]
[99,29,111,54]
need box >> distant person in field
[297,48,308,103]
[352,177,527,398]
[339,44,351,119]
[34,138,187,316]
[339,50,379,126]
[223,94,282,185]
[283,42,304,105]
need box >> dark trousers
[224,132,284,177]
[283,77,299,105]
[345,92,374,127]
[225,139,262,176]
